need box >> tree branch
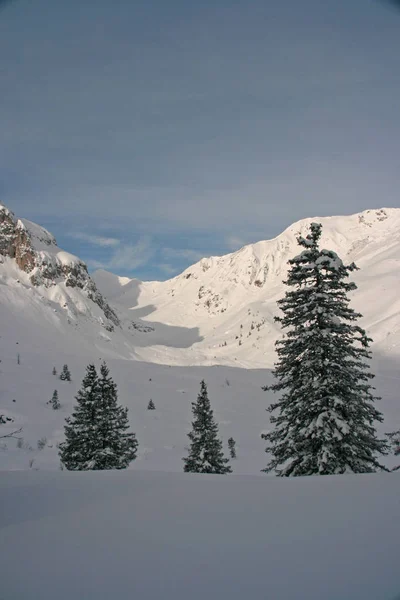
[0,427,23,440]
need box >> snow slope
[94,207,400,367]
[1,340,399,474]
[1,469,399,600]
[2,203,400,368]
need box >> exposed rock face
[0,204,120,329]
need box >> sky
[1,0,400,280]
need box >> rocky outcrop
[0,204,120,328]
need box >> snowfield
[0,469,399,600]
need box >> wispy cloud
[69,231,121,247]
[158,263,179,276]
[86,237,154,272]
[225,236,247,251]
[162,247,204,262]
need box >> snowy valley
[1,202,400,473]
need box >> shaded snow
[0,470,399,600]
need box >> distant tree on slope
[48,389,60,410]
[386,429,400,471]
[262,222,388,476]
[228,437,237,459]
[59,364,71,382]
[59,363,138,470]
[183,380,231,474]
[147,399,155,410]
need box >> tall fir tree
[59,363,138,470]
[262,223,388,476]
[96,362,138,469]
[183,380,231,474]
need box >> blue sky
[1,0,400,280]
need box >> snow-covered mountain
[94,207,400,367]
[1,203,400,367]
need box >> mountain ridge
[1,203,400,367]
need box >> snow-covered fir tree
[183,380,231,474]
[59,363,138,470]
[59,364,71,382]
[52,367,57,376]
[147,399,155,410]
[386,429,400,471]
[228,437,237,459]
[96,362,138,469]
[48,389,60,410]
[262,222,388,476]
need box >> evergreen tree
[262,223,388,476]
[59,365,100,469]
[52,367,57,376]
[59,364,71,382]
[59,363,138,470]
[48,389,60,410]
[183,380,231,474]
[228,437,237,459]
[96,362,138,469]
[147,399,155,410]
[387,429,400,471]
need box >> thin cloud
[86,237,154,272]
[158,263,179,276]
[69,231,121,247]
[225,236,247,251]
[162,247,204,263]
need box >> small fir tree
[147,399,155,410]
[52,367,57,376]
[228,437,237,459]
[48,389,60,410]
[183,380,231,474]
[386,429,400,471]
[59,363,138,470]
[59,364,71,382]
[263,223,388,476]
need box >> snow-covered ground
[1,342,399,473]
[1,469,399,600]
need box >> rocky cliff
[0,204,119,330]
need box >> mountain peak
[0,203,120,330]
